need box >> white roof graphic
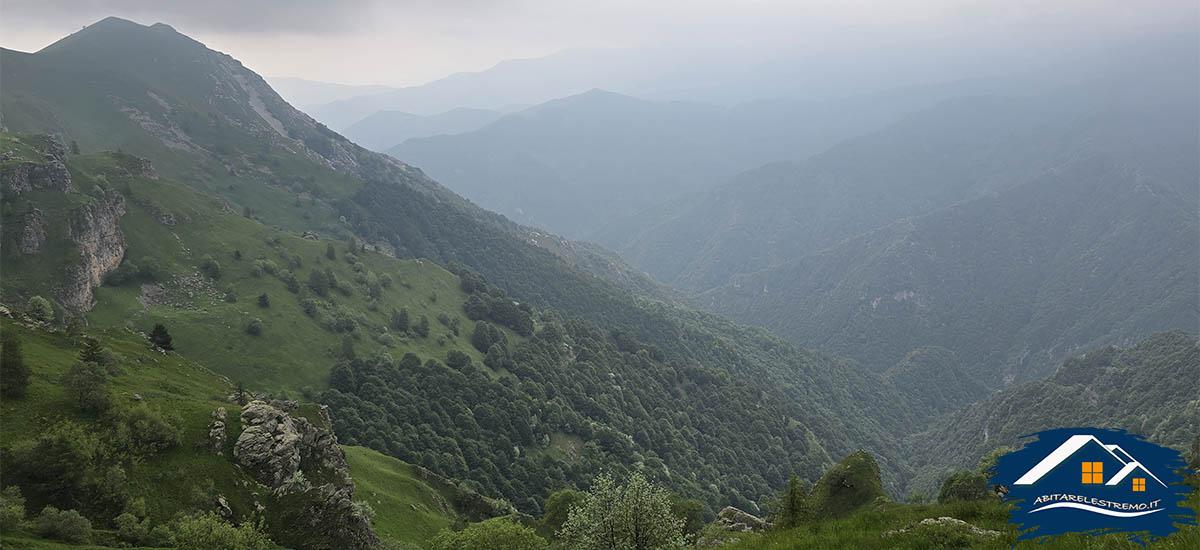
[1013,434,1166,488]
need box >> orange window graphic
[1133,478,1146,492]
[1081,462,1103,484]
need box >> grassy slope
[1,139,519,394]
[0,314,468,549]
[718,493,1199,549]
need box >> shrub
[170,513,273,550]
[257,293,270,308]
[0,486,26,531]
[116,512,152,544]
[937,471,991,503]
[25,295,54,322]
[431,516,547,550]
[122,405,183,455]
[33,506,92,543]
[199,255,221,279]
[224,286,238,303]
[247,318,263,336]
[150,323,173,350]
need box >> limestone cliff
[59,191,127,311]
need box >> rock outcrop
[59,191,127,310]
[883,516,1001,539]
[19,208,46,254]
[204,407,227,455]
[2,139,72,194]
[713,506,772,532]
[232,400,377,550]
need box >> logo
[990,428,1195,544]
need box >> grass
[0,319,474,549]
[717,494,1200,550]
[1,138,522,394]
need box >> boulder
[714,506,772,532]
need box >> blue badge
[989,428,1196,544]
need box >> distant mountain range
[343,107,503,151]
[266,76,399,109]
[386,84,1001,239]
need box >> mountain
[907,331,1200,493]
[604,46,1199,294]
[342,107,503,151]
[265,76,398,109]
[0,16,923,520]
[387,86,976,239]
[699,155,1198,388]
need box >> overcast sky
[1,1,1195,87]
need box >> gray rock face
[59,191,127,310]
[231,400,378,549]
[234,401,303,488]
[19,208,45,254]
[205,407,227,455]
[2,138,72,194]
[715,506,771,532]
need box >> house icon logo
[990,428,1195,544]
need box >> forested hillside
[699,156,1198,387]
[0,130,914,514]
[907,331,1200,493]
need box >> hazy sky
[2,0,1195,87]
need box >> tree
[446,350,471,370]
[771,473,810,529]
[246,318,263,336]
[308,269,330,296]
[390,308,410,332]
[542,489,585,537]
[63,361,112,413]
[236,381,247,405]
[431,516,547,550]
[326,243,337,260]
[78,336,105,364]
[415,316,430,338]
[0,486,25,531]
[25,295,54,322]
[560,472,685,550]
[150,324,173,350]
[257,293,270,308]
[1,331,30,398]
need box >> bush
[257,293,270,308]
[116,512,152,544]
[937,471,991,503]
[0,486,25,531]
[247,318,264,336]
[199,255,221,279]
[170,513,273,550]
[122,405,183,455]
[150,323,174,350]
[33,506,92,543]
[25,295,54,322]
[431,516,547,550]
